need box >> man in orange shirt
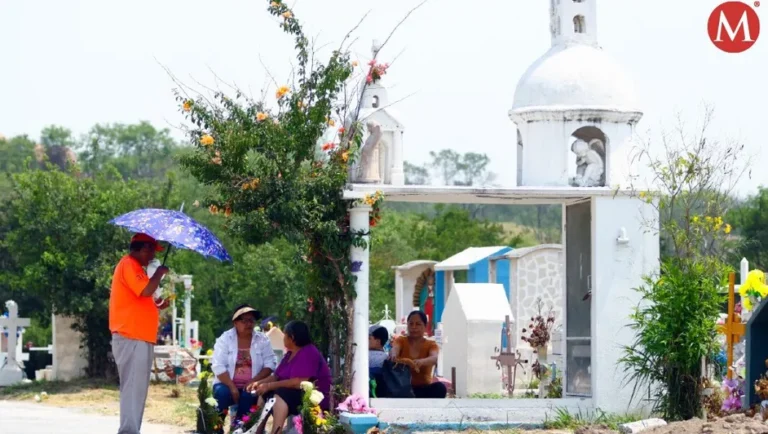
[109,233,171,434]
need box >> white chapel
[510,0,642,189]
[347,0,661,424]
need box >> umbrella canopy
[110,208,232,262]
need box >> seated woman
[211,305,278,424]
[389,310,447,398]
[249,320,332,434]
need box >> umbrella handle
[161,243,173,266]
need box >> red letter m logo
[708,1,761,53]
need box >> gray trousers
[112,333,154,434]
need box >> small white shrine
[393,260,438,323]
[346,41,406,186]
[442,283,513,397]
[343,0,660,425]
[490,244,564,350]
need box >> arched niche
[568,126,607,187]
[573,15,586,33]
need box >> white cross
[0,300,31,370]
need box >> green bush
[622,258,727,420]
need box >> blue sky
[1,0,766,195]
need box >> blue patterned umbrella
[109,208,232,262]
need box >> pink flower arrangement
[366,60,389,84]
[293,415,304,434]
[336,394,376,414]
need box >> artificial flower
[740,269,768,310]
[293,415,304,434]
[338,126,345,134]
[341,151,349,163]
[282,11,293,19]
[300,381,314,392]
[200,134,215,146]
[276,85,290,99]
[205,397,218,407]
[242,415,250,423]
[309,390,324,406]
[183,100,192,112]
[322,142,335,152]
[256,112,268,121]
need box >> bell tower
[550,0,598,47]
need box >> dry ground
[0,379,197,427]
[4,381,768,433]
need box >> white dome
[511,44,640,114]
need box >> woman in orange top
[389,310,447,398]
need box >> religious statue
[569,138,605,187]
[424,281,435,336]
[353,120,383,183]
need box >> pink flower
[337,402,349,412]
[366,75,373,84]
[242,415,250,423]
[293,415,304,434]
[351,400,363,412]
[368,59,376,66]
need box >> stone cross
[490,315,527,395]
[717,273,744,379]
[0,300,31,385]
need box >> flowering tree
[175,0,422,394]
[622,107,748,420]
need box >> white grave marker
[0,300,31,386]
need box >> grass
[542,407,642,431]
[0,378,197,427]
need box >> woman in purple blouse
[247,320,332,434]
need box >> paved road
[0,401,187,434]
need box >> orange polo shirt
[109,255,158,344]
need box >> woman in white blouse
[211,305,278,426]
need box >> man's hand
[152,265,170,279]
[229,384,240,404]
[155,298,171,310]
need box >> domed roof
[511,44,641,115]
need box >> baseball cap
[131,233,164,252]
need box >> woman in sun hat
[211,304,278,426]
